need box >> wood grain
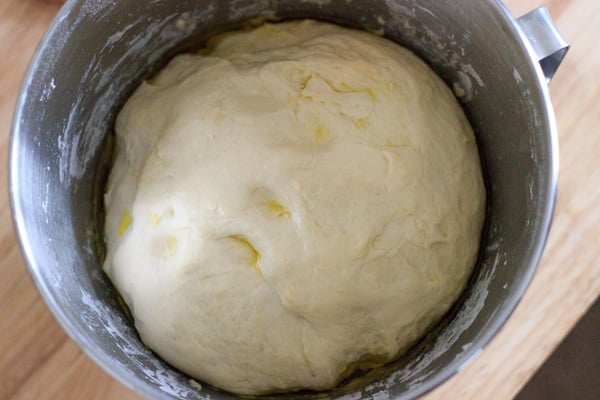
[0,1,598,399]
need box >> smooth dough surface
[104,20,485,395]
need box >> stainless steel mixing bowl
[9,1,568,399]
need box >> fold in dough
[103,20,485,395]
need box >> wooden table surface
[1,1,598,399]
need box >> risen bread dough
[104,20,485,395]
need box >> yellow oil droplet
[314,123,327,143]
[299,73,312,90]
[143,80,161,90]
[338,82,376,100]
[430,270,442,285]
[339,82,353,92]
[354,117,369,130]
[364,87,377,100]
[117,209,132,237]
[228,235,262,273]
[266,200,291,219]
[303,354,312,367]
[365,26,384,36]
[150,212,160,227]
[166,235,178,256]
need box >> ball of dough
[103,20,485,395]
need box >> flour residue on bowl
[383,0,485,103]
[57,4,216,186]
[80,290,202,399]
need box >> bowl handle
[517,7,569,84]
